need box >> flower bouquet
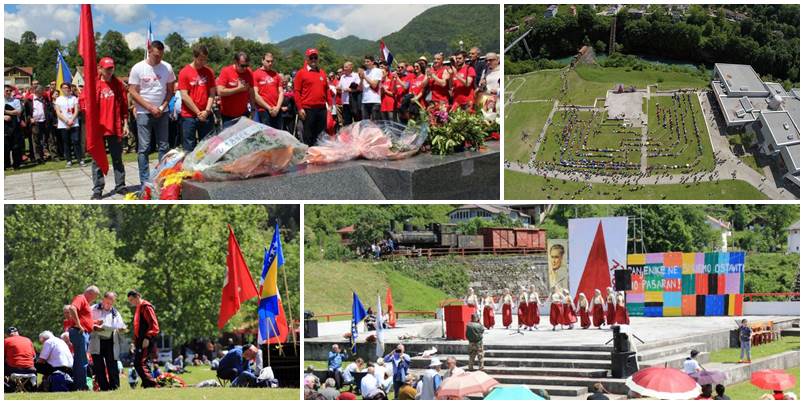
[305,120,427,164]
[183,117,308,181]
[418,106,489,155]
[156,372,187,388]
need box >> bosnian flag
[380,40,394,66]
[258,223,289,345]
[144,21,154,60]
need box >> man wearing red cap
[293,48,329,146]
[253,52,284,130]
[216,52,256,129]
[91,57,129,199]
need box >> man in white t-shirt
[338,62,361,124]
[128,40,176,190]
[359,56,383,121]
[360,364,381,399]
[36,330,74,380]
[54,82,84,168]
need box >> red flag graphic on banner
[386,287,396,328]
[218,224,259,329]
[78,4,108,175]
[575,221,613,304]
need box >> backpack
[48,371,73,392]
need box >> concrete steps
[485,349,611,360]
[781,328,799,337]
[640,351,711,369]
[489,374,629,395]
[637,342,707,362]
[480,366,609,378]
[411,355,611,369]
[483,343,612,352]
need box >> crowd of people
[463,285,630,333]
[5,40,500,199]
[3,285,277,393]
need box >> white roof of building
[706,215,731,230]
[782,143,800,172]
[788,220,800,231]
[715,63,768,95]
[760,111,800,147]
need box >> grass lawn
[510,70,563,100]
[504,169,769,200]
[4,152,139,175]
[575,66,708,91]
[709,336,800,363]
[504,102,553,163]
[646,94,715,173]
[304,260,450,320]
[4,366,299,400]
[726,367,799,400]
[740,154,766,175]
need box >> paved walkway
[4,161,144,200]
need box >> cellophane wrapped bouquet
[305,119,428,164]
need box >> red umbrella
[437,371,500,399]
[751,369,796,391]
[625,367,701,400]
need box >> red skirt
[483,306,495,329]
[615,305,630,325]
[606,302,616,325]
[528,302,540,325]
[517,302,530,327]
[562,303,577,325]
[579,307,591,329]
[502,303,512,327]
[549,302,564,326]
[592,303,605,327]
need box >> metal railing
[387,246,545,258]
[743,292,800,302]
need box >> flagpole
[278,223,298,356]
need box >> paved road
[4,161,144,200]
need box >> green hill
[304,260,451,319]
[276,33,375,57]
[276,4,500,59]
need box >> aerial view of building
[504,4,800,200]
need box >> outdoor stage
[307,314,798,348]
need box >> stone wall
[403,254,549,298]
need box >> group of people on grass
[465,285,630,332]
[5,40,500,200]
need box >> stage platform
[307,314,798,347]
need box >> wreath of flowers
[155,372,187,388]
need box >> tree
[97,31,132,70]
[35,39,62,85]
[164,32,188,53]
[4,205,142,337]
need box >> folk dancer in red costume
[577,292,591,329]
[527,284,541,330]
[605,287,617,326]
[562,289,577,329]
[465,287,480,318]
[482,294,496,330]
[501,288,513,329]
[591,289,606,329]
[517,287,530,331]
[615,291,630,325]
[549,286,565,331]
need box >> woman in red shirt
[380,67,396,121]
[409,61,429,109]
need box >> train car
[389,221,547,251]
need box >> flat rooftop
[782,143,801,171]
[715,63,768,95]
[760,111,800,147]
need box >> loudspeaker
[304,319,319,338]
[611,351,638,378]
[614,270,632,291]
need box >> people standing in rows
[450,51,476,111]
[550,286,565,331]
[528,284,541,330]
[501,288,513,329]
[359,55,383,121]
[54,82,84,168]
[338,61,361,125]
[216,52,256,129]
[29,85,49,163]
[92,57,129,200]
[482,294,495,330]
[253,52,284,130]
[5,85,24,170]
[380,67,397,122]
[577,292,591,329]
[517,286,530,331]
[128,40,175,191]
[178,44,216,152]
[467,47,486,89]
[427,53,451,108]
[294,48,329,147]
[591,289,606,329]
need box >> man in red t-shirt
[4,327,36,378]
[64,285,101,391]
[293,48,329,146]
[427,52,451,106]
[178,44,217,151]
[127,290,160,388]
[252,52,284,130]
[216,52,256,129]
[450,51,476,112]
[91,57,129,200]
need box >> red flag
[266,302,289,345]
[386,287,396,328]
[576,221,613,304]
[79,4,108,174]
[218,224,259,329]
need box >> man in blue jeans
[127,40,176,191]
[177,44,217,152]
[384,343,411,398]
[217,344,259,387]
[63,286,101,391]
